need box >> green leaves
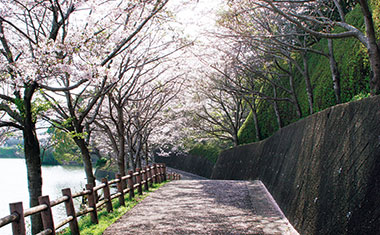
[351,92,370,101]
[49,128,82,164]
[13,91,52,122]
[31,97,51,121]
[69,131,88,139]
[14,97,25,117]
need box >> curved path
[166,167,208,180]
[104,171,298,234]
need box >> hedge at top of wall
[212,95,380,235]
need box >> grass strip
[57,181,168,235]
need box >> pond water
[0,158,97,234]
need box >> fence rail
[0,163,181,235]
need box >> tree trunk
[231,128,240,146]
[23,83,43,234]
[137,154,142,169]
[233,97,241,146]
[359,0,380,95]
[144,142,149,166]
[302,52,314,114]
[328,39,341,103]
[288,66,302,118]
[273,101,282,129]
[368,43,380,95]
[117,145,126,176]
[251,102,261,141]
[74,137,96,187]
[130,152,136,171]
[116,106,126,175]
[125,154,130,170]
[135,144,142,169]
[23,127,43,234]
[272,85,283,129]
[133,138,144,169]
[246,96,262,142]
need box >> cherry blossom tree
[93,38,186,173]
[185,57,249,146]
[0,1,90,232]
[40,0,170,188]
[253,0,380,95]
[196,28,303,131]
[217,1,345,115]
[0,0,169,232]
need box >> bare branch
[40,79,88,91]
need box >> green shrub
[96,157,108,168]
[238,111,257,144]
[41,149,59,165]
[188,142,222,164]
[183,138,229,164]
[351,92,370,101]
[0,147,22,158]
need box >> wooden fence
[0,163,181,235]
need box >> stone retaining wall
[211,96,380,234]
[155,152,214,178]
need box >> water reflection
[0,159,99,235]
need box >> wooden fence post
[157,164,161,183]
[159,164,163,183]
[136,168,143,195]
[102,178,113,213]
[38,195,56,235]
[153,164,158,184]
[163,164,167,181]
[116,174,125,207]
[9,202,25,235]
[128,170,135,200]
[159,164,164,182]
[85,184,98,224]
[148,166,153,187]
[62,188,79,235]
[144,166,149,191]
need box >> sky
[167,0,225,41]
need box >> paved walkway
[103,178,298,234]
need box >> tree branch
[101,0,168,66]
[40,79,88,91]
[0,121,23,130]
